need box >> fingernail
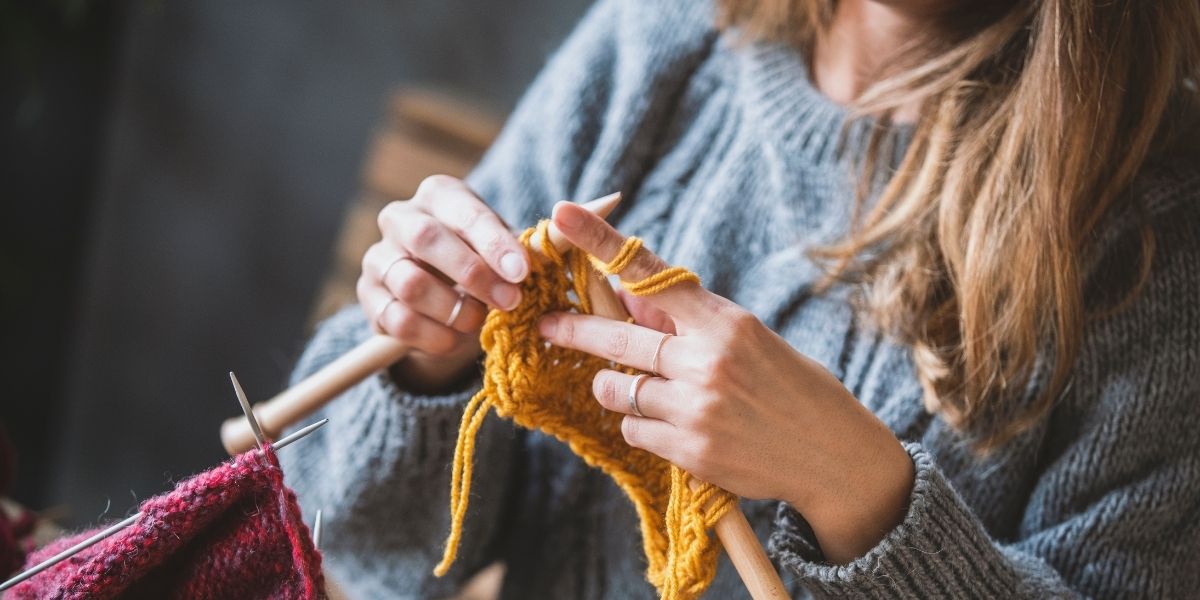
[538,315,557,338]
[493,283,521,311]
[499,251,527,282]
[555,202,583,229]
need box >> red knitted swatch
[8,447,324,599]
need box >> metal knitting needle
[312,509,323,549]
[0,512,140,592]
[230,371,266,450]
[0,418,329,592]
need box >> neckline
[734,37,914,167]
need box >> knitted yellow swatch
[434,220,736,599]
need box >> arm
[540,178,1200,598]
[771,192,1200,598]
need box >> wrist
[795,438,914,564]
[388,346,482,395]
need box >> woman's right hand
[359,175,529,392]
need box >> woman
[281,0,1200,597]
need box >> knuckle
[605,328,631,359]
[694,356,728,386]
[482,231,506,260]
[689,435,717,470]
[459,205,487,231]
[557,317,576,346]
[392,267,425,303]
[720,304,757,333]
[691,395,721,427]
[376,201,403,233]
[355,275,372,301]
[458,259,491,290]
[631,252,668,281]
[417,174,459,196]
[406,217,442,249]
[593,374,618,409]
[621,417,641,446]
[362,242,384,271]
[392,309,421,339]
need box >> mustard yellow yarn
[434,220,736,599]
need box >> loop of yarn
[435,220,736,599]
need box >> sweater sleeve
[770,174,1200,599]
[277,2,632,597]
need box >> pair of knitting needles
[0,374,328,592]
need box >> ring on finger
[381,255,413,288]
[628,373,649,418]
[445,291,467,328]
[650,333,673,376]
[375,297,400,333]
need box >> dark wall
[3,0,590,526]
[1,0,123,511]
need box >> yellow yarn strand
[435,221,736,599]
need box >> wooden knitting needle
[219,193,624,455]
[580,247,789,599]
[0,418,329,592]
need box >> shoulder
[597,0,717,44]
[550,0,719,77]
[1086,157,1200,311]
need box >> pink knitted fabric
[8,447,324,599]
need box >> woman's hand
[539,202,915,564]
[360,175,528,393]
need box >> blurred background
[1,0,591,529]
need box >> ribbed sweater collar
[734,38,913,168]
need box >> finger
[620,415,682,460]
[379,203,521,311]
[414,175,530,283]
[364,243,487,333]
[538,312,688,377]
[358,275,461,355]
[592,370,685,423]
[551,201,712,319]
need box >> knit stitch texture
[279,0,1200,597]
[9,447,324,599]
[435,222,732,599]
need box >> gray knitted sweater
[280,1,1200,598]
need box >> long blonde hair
[719,0,1200,450]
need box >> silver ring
[445,291,466,327]
[650,333,672,375]
[627,374,649,417]
[381,255,412,288]
[374,297,400,332]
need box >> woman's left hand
[539,201,915,563]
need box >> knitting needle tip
[229,371,267,450]
[580,192,622,220]
[271,418,328,451]
[312,509,323,549]
[542,192,623,253]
